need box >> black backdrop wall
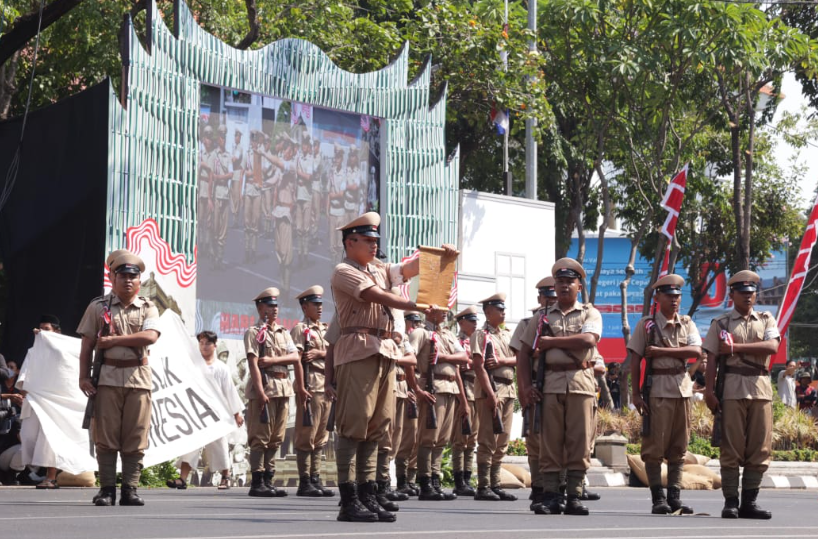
[0,81,109,363]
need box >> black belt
[545,362,591,372]
[493,376,514,385]
[264,371,288,379]
[396,374,406,382]
[725,365,768,376]
[340,327,391,338]
[308,366,324,374]
[652,367,686,376]
[103,357,148,368]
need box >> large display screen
[195,84,382,338]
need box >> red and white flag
[657,164,688,277]
[778,192,818,335]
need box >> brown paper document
[416,246,458,309]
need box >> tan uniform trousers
[246,397,288,472]
[392,396,418,478]
[244,194,262,250]
[229,174,243,216]
[721,399,772,472]
[335,355,395,443]
[294,201,311,250]
[641,396,691,465]
[417,393,457,476]
[328,213,345,262]
[476,397,514,467]
[274,217,293,266]
[309,192,323,237]
[539,393,595,473]
[213,197,230,257]
[526,428,541,487]
[451,399,477,473]
[294,392,331,453]
[198,196,211,250]
[93,386,151,454]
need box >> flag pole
[502,0,510,195]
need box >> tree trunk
[730,117,746,270]
[0,0,86,69]
[0,51,20,120]
[642,233,668,315]
[589,162,611,304]
[235,0,260,50]
[741,71,755,271]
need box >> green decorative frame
[106,0,459,267]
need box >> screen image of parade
[195,84,382,339]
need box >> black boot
[374,481,400,511]
[297,475,324,497]
[491,486,517,501]
[264,471,288,497]
[337,482,377,522]
[580,485,601,500]
[311,474,335,497]
[532,491,562,515]
[358,481,397,522]
[564,495,590,515]
[739,489,772,520]
[396,475,416,497]
[474,486,501,501]
[453,471,474,497]
[667,486,693,515]
[432,474,456,500]
[529,486,544,512]
[558,484,567,513]
[721,496,740,519]
[462,471,476,495]
[93,486,116,506]
[378,480,408,501]
[119,485,144,506]
[248,471,275,497]
[650,486,672,514]
[418,475,444,501]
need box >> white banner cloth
[18,311,237,474]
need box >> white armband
[143,318,160,332]
[389,263,406,286]
[764,327,781,341]
[452,341,465,353]
[581,322,602,335]
[687,334,703,346]
[286,343,298,354]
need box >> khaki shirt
[471,324,516,400]
[457,331,476,401]
[330,258,404,366]
[409,321,465,395]
[702,309,779,401]
[210,149,232,200]
[521,301,601,396]
[244,322,297,399]
[291,318,328,394]
[76,293,159,390]
[509,317,533,353]
[626,311,701,398]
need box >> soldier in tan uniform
[244,130,265,263]
[409,308,469,500]
[517,258,601,516]
[291,286,334,497]
[388,326,418,498]
[230,129,246,227]
[471,293,517,501]
[211,125,234,269]
[704,270,780,520]
[326,211,454,522]
[450,305,479,496]
[327,146,347,264]
[244,287,308,498]
[198,126,215,258]
[294,136,314,268]
[627,274,702,514]
[78,252,160,506]
[510,277,557,510]
[401,311,423,493]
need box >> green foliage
[138,460,178,488]
[439,446,454,487]
[688,432,720,459]
[506,437,527,456]
[626,443,641,455]
[772,448,818,462]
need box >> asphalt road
[1,486,814,539]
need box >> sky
[776,72,818,209]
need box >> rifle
[711,319,731,447]
[641,311,659,437]
[425,332,438,430]
[461,413,472,436]
[83,295,113,456]
[301,327,314,428]
[532,314,551,435]
[258,317,273,424]
[483,330,505,435]
[407,389,419,419]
